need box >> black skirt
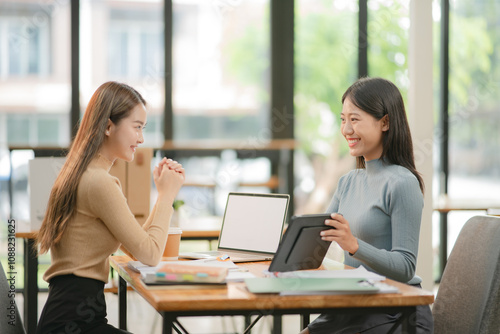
[36,274,131,334]
[307,284,434,334]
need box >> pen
[358,279,376,287]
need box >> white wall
[409,0,434,291]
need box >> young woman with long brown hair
[301,77,433,334]
[36,81,185,333]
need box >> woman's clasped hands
[153,157,185,199]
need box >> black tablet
[268,213,335,272]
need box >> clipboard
[268,214,334,272]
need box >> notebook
[179,192,290,263]
[244,277,382,295]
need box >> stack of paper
[248,266,399,295]
[127,259,256,286]
[274,266,385,280]
[147,263,228,284]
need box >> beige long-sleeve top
[43,154,173,283]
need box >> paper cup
[163,227,182,260]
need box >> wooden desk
[15,232,38,334]
[433,195,500,279]
[487,208,500,216]
[110,255,434,334]
[433,195,500,213]
[160,139,296,151]
[179,216,221,241]
[15,224,221,333]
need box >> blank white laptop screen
[217,193,289,253]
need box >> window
[108,9,164,78]
[0,4,50,77]
[294,0,357,214]
[0,1,71,147]
[81,0,165,147]
[448,0,500,197]
[172,0,271,140]
[444,0,500,259]
[368,0,410,101]
[7,115,31,145]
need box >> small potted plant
[171,200,185,227]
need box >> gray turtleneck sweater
[327,158,424,284]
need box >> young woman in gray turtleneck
[302,77,433,334]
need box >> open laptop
[179,192,290,263]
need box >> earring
[106,131,110,135]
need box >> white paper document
[274,266,386,281]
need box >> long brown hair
[342,77,424,193]
[36,81,146,254]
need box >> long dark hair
[36,81,146,254]
[342,77,424,193]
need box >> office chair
[1,261,26,334]
[433,215,500,333]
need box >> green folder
[244,278,380,295]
